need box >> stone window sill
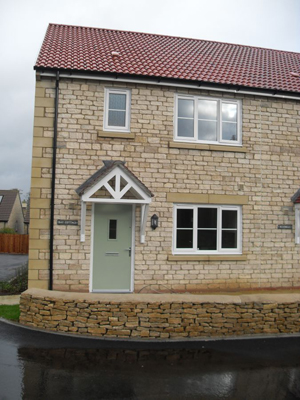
[168,254,247,261]
[169,142,247,153]
[98,131,135,139]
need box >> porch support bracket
[80,200,86,242]
[140,204,149,244]
[295,204,300,244]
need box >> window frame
[174,94,242,146]
[173,204,242,255]
[104,88,131,133]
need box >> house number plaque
[57,220,78,226]
[277,225,292,230]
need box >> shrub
[0,264,28,294]
[0,227,16,234]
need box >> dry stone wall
[28,74,300,292]
[20,289,300,339]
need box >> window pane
[109,93,126,110]
[178,118,194,137]
[177,230,193,248]
[198,120,217,141]
[198,99,217,120]
[178,99,194,118]
[222,103,237,122]
[222,122,237,141]
[109,220,117,240]
[222,231,237,248]
[198,208,217,228]
[198,230,217,250]
[177,209,193,228]
[108,110,126,127]
[222,210,237,229]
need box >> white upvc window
[173,204,242,254]
[175,95,242,145]
[104,88,131,132]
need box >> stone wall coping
[22,288,300,305]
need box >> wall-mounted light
[151,214,158,230]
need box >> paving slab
[0,295,20,305]
[22,287,300,305]
[0,254,28,282]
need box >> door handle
[124,247,131,257]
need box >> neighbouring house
[28,24,300,293]
[0,189,25,234]
[22,200,27,215]
[24,199,30,234]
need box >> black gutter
[49,71,60,290]
[34,67,300,100]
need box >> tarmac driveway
[0,254,28,281]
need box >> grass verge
[0,305,20,321]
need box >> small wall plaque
[57,220,78,226]
[278,224,292,230]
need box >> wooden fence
[0,234,29,254]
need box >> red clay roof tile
[35,24,300,94]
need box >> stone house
[0,189,25,234]
[28,23,300,294]
[24,199,30,234]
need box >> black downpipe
[49,71,60,290]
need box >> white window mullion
[237,105,241,143]
[194,98,197,141]
[126,92,131,129]
[238,207,242,252]
[218,100,222,143]
[193,206,197,251]
[173,206,176,253]
[217,206,221,252]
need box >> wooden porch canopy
[76,161,153,243]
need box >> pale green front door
[92,204,132,292]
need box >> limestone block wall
[20,289,300,339]
[28,74,300,292]
[28,77,55,289]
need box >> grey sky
[1,0,299,199]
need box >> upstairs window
[175,95,241,145]
[104,88,131,132]
[173,204,242,254]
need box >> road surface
[1,318,300,399]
